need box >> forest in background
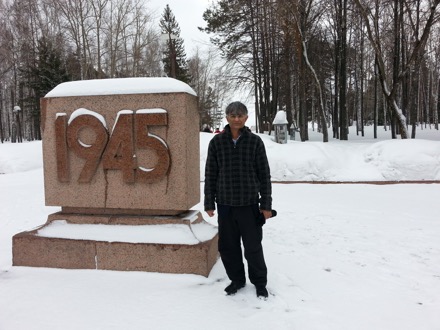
[0,0,439,143]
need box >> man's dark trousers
[217,204,267,287]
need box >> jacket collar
[224,124,251,138]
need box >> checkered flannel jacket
[204,125,272,211]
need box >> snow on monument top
[45,77,197,98]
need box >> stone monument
[12,77,218,276]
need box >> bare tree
[354,0,440,139]
[291,0,329,142]
[188,47,235,129]
[90,0,108,78]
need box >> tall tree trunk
[339,0,348,140]
[290,1,328,141]
[300,37,329,141]
[436,77,440,130]
[0,85,3,143]
[248,0,262,132]
[359,19,365,137]
[333,24,340,139]
[373,58,378,138]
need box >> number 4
[102,111,170,183]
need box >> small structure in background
[290,126,299,140]
[12,105,22,143]
[273,110,288,144]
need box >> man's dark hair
[225,101,248,116]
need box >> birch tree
[291,0,329,142]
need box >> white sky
[147,0,212,55]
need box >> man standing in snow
[204,101,273,299]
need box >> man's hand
[206,210,215,217]
[261,209,272,220]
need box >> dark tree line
[202,0,440,141]
[0,0,229,142]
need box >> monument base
[12,211,218,277]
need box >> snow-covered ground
[1,125,439,330]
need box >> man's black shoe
[224,281,245,295]
[256,286,268,299]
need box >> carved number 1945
[55,111,170,184]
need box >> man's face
[226,114,248,130]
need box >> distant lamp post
[12,105,22,143]
[161,32,177,78]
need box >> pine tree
[22,37,71,99]
[159,5,191,84]
[19,37,71,140]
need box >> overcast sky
[147,0,212,56]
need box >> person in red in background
[214,127,221,134]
